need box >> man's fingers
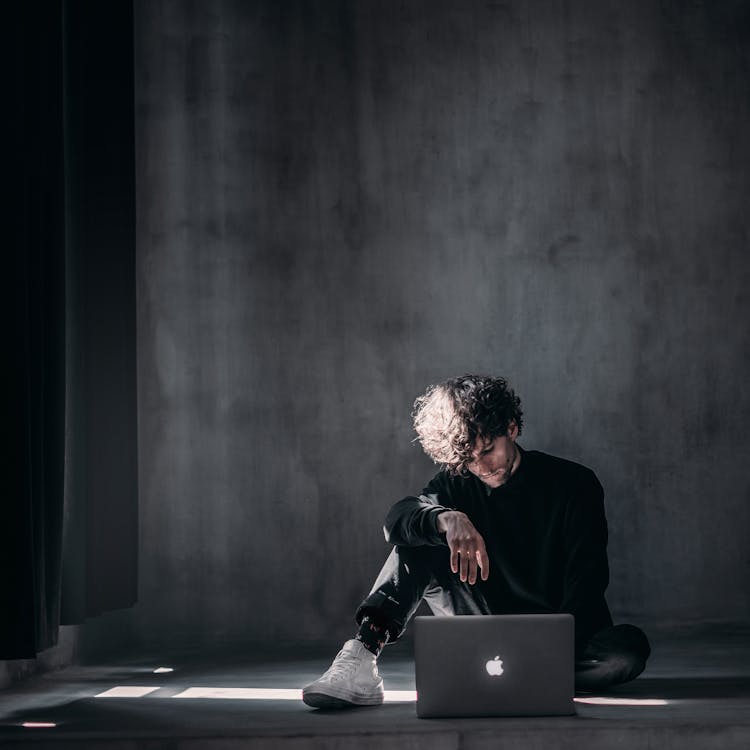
[468,559,478,585]
[459,551,469,582]
[478,548,490,581]
[447,523,488,583]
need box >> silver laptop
[414,614,575,718]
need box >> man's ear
[507,421,519,440]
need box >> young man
[302,375,650,708]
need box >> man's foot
[302,639,384,708]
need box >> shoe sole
[302,689,384,709]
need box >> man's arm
[383,474,489,584]
[382,486,449,547]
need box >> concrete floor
[1,625,749,749]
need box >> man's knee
[356,546,442,642]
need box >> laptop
[414,614,575,718]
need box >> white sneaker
[302,639,384,708]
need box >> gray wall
[134,0,750,647]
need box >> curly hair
[412,375,523,476]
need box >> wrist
[436,510,459,533]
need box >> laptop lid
[414,614,575,718]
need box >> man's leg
[355,544,492,644]
[303,544,489,708]
[575,624,651,692]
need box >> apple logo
[485,656,504,676]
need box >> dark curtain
[4,0,137,659]
[6,2,67,659]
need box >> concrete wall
[134,0,750,647]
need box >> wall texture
[134,0,750,647]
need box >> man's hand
[436,511,489,585]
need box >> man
[302,375,650,708]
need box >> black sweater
[383,446,613,653]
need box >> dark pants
[356,546,651,693]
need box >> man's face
[465,422,520,488]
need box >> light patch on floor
[384,690,418,702]
[174,688,302,700]
[93,686,667,706]
[575,696,668,706]
[172,687,417,702]
[95,686,161,698]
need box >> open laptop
[414,614,575,718]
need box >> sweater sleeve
[383,474,453,547]
[560,469,613,650]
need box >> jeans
[356,545,651,692]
